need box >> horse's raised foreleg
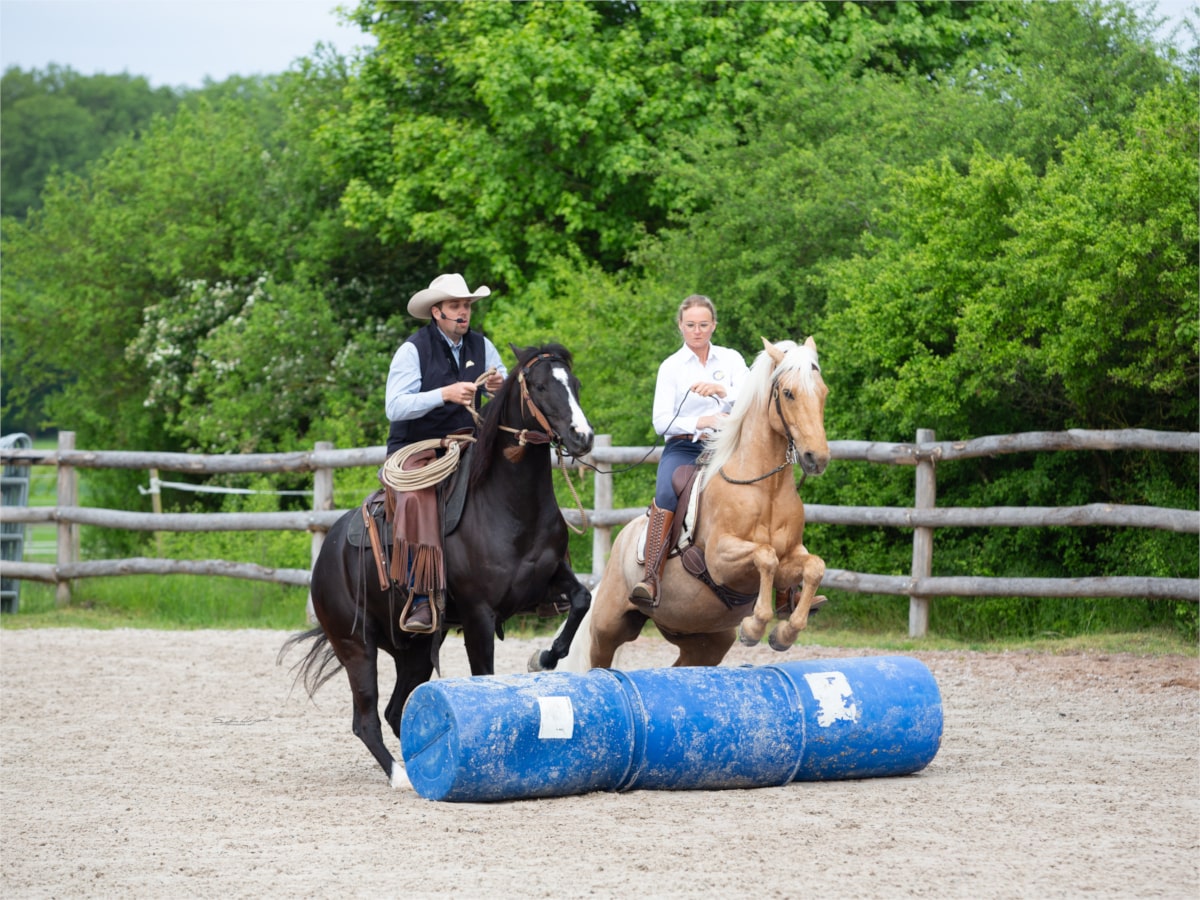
[704,537,779,647]
[768,550,826,650]
[528,566,592,672]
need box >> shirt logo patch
[714,370,725,380]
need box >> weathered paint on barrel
[400,655,942,802]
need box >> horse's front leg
[707,535,778,646]
[528,563,591,672]
[768,547,826,651]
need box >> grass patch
[5,582,1196,656]
[4,577,310,630]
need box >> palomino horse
[283,344,595,786]
[543,337,828,672]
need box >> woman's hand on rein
[689,381,727,399]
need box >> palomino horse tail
[277,626,343,698]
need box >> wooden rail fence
[1,429,1197,636]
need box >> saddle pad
[442,443,474,536]
[346,501,392,549]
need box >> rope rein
[558,452,588,535]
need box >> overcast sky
[0,0,374,89]
[0,0,1193,91]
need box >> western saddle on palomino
[632,462,826,618]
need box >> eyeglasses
[681,321,714,331]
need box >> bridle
[497,351,590,533]
[498,352,563,456]
[718,374,805,487]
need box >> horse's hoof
[528,648,554,672]
[737,618,765,647]
[389,761,412,790]
[768,623,796,651]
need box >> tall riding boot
[630,503,674,607]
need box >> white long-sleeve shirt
[651,343,750,440]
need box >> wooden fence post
[591,435,613,583]
[308,441,334,624]
[55,431,77,607]
[149,467,163,557]
[909,428,936,637]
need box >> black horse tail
[277,626,343,698]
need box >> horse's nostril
[802,451,828,474]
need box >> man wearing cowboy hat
[384,273,507,631]
[386,273,507,455]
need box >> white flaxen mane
[700,339,820,489]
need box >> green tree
[331,0,1009,294]
[0,66,182,219]
[809,79,1198,621]
[631,0,1180,355]
[1,65,369,455]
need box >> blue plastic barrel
[400,655,942,802]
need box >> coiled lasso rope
[380,434,476,492]
[379,367,497,492]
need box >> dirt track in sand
[1,628,1197,899]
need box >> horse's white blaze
[552,365,593,438]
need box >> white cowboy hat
[407,273,492,319]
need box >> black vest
[387,324,488,455]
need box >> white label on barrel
[537,696,575,739]
[803,671,860,727]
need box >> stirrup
[398,591,438,634]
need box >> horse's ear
[509,343,523,361]
[804,335,817,352]
[762,337,785,367]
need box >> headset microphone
[437,311,468,324]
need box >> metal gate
[1,433,33,612]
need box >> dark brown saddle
[348,443,473,594]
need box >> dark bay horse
[283,344,594,786]
[548,337,829,672]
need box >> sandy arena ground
[1,628,1197,899]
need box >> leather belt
[667,435,697,443]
